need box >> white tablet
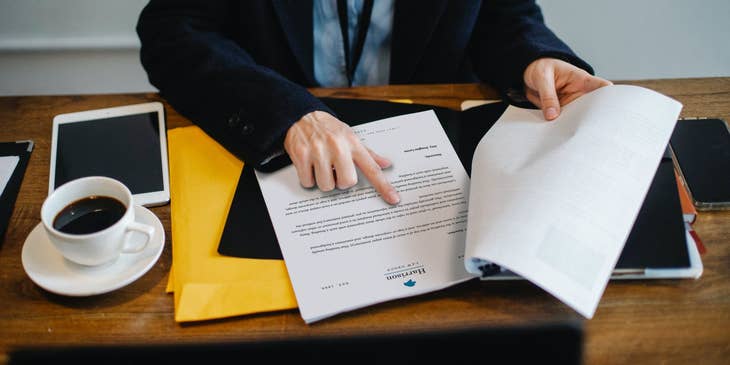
[49,102,170,207]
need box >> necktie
[336,0,374,86]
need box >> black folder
[218,99,690,272]
[0,140,34,246]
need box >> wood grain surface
[0,79,728,365]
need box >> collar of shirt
[313,0,394,87]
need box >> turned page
[464,85,682,318]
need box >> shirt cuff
[260,148,287,166]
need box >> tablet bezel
[49,102,170,207]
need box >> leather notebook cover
[218,99,689,270]
[217,98,483,259]
[615,155,690,269]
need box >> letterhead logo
[384,262,426,288]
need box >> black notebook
[0,140,34,246]
[218,98,694,276]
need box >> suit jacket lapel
[390,0,448,84]
[272,0,317,85]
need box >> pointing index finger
[353,147,400,205]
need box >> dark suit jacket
[137,0,593,171]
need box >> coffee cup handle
[122,222,155,254]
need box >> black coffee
[53,196,126,234]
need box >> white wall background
[0,0,151,96]
[540,0,730,81]
[0,0,728,96]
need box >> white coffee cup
[41,176,155,266]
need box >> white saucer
[21,205,165,296]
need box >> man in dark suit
[137,0,610,204]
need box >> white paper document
[256,84,682,322]
[464,85,683,318]
[0,156,20,197]
[256,111,474,323]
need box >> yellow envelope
[166,126,297,322]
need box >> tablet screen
[54,112,164,195]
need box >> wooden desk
[0,79,728,364]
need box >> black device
[669,118,730,210]
[9,322,583,365]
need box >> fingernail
[546,107,558,120]
[387,189,400,205]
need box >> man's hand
[523,58,612,120]
[284,110,400,205]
